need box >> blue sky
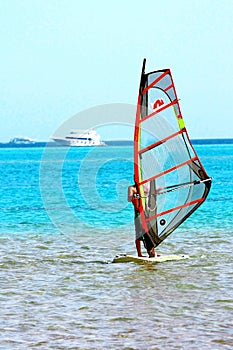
[1,0,232,141]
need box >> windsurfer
[128,185,155,258]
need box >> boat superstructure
[52,129,105,147]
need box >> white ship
[52,129,106,147]
[9,137,36,144]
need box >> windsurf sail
[134,59,212,247]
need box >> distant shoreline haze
[0,139,233,148]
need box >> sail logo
[151,99,164,111]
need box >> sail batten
[142,70,170,94]
[138,99,179,123]
[146,198,205,221]
[139,129,185,155]
[164,83,174,92]
[138,156,199,186]
[134,59,212,247]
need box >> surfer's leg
[148,247,155,258]
[135,238,143,257]
[142,233,155,257]
[134,212,144,257]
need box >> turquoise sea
[0,143,232,349]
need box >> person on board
[128,184,155,258]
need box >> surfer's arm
[128,186,135,202]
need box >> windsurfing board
[112,254,189,264]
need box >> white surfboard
[112,254,189,264]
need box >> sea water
[0,144,232,349]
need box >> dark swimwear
[134,210,154,252]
